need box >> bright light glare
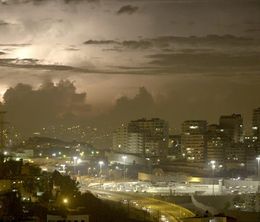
[210,160,216,164]
[15,47,33,59]
[98,161,104,166]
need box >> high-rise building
[244,136,257,173]
[218,114,246,170]
[181,120,207,163]
[128,118,169,157]
[219,114,243,144]
[206,124,225,164]
[112,118,169,158]
[112,124,128,153]
[127,132,143,154]
[207,124,246,170]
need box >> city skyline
[0,2,260,221]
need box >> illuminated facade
[181,120,207,163]
[112,124,128,153]
[206,124,225,164]
[113,118,169,157]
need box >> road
[88,188,195,222]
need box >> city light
[0,2,260,222]
[210,160,216,165]
[63,198,69,204]
[98,160,104,166]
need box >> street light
[209,160,216,195]
[122,155,127,181]
[256,156,260,178]
[63,198,69,205]
[98,161,104,176]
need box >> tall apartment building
[244,135,258,173]
[219,114,246,167]
[219,114,243,144]
[206,124,225,164]
[112,124,128,153]
[127,132,144,154]
[112,118,169,157]
[181,120,207,163]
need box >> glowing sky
[0,0,260,133]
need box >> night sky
[0,0,260,134]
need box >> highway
[87,188,195,222]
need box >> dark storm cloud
[84,39,152,49]
[97,87,157,126]
[1,35,259,76]
[147,52,260,75]
[2,80,91,134]
[94,79,260,133]
[81,34,260,76]
[83,35,259,50]
[0,44,31,47]
[112,87,155,117]
[0,58,152,75]
[2,77,260,136]
[84,40,117,45]
[0,58,91,73]
[117,5,138,15]
[150,35,257,47]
